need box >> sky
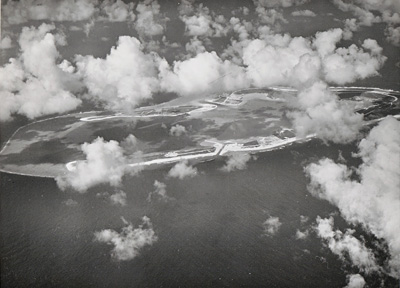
[1,0,400,286]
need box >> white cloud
[343,18,359,40]
[344,274,366,288]
[180,4,229,38]
[147,180,170,202]
[263,216,282,236]
[322,39,386,85]
[313,28,343,58]
[94,216,157,261]
[135,0,165,37]
[332,0,381,26]
[100,0,135,22]
[169,124,187,136]
[220,153,253,172]
[255,7,287,26]
[385,26,400,46]
[3,0,98,25]
[2,18,384,124]
[242,36,314,87]
[288,81,363,143]
[120,134,139,154]
[295,229,309,240]
[167,161,198,179]
[75,36,162,112]
[230,17,253,42]
[0,24,82,121]
[254,0,309,8]
[177,0,195,16]
[67,27,386,112]
[296,215,310,239]
[240,28,385,87]
[291,10,316,17]
[0,36,13,49]
[315,217,379,273]
[3,0,141,24]
[332,1,400,47]
[181,13,214,37]
[300,215,309,224]
[333,0,400,25]
[159,51,248,96]
[307,117,400,276]
[110,190,127,206]
[185,37,207,56]
[56,137,129,192]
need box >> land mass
[1,87,399,178]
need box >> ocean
[1,140,397,287]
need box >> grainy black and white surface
[1,1,399,287]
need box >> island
[0,87,399,178]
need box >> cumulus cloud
[282,38,373,145]
[3,0,140,24]
[100,0,135,22]
[179,4,229,38]
[230,17,254,42]
[120,134,139,154]
[2,13,385,123]
[181,12,214,37]
[68,26,386,111]
[344,274,366,288]
[0,36,13,49]
[385,26,400,46]
[307,117,400,276]
[291,10,316,17]
[332,0,400,48]
[75,36,162,112]
[147,180,170,202]
[169,124,187,136]
[332,0,381,26]
[255,7,287,26]
[295,229,309,240]
[313,28,343,58]
[313,29,386,84]
[110,190,127,206]
[296,215,311,239]
[159,51,248,96]
[288,81,363,143]
[94,216,157,261]
[0,24,82,121]
[135,0,165,37]
[333,0,400,47]
[263,216,282,236]
[3,0,98,25]
[322,39,386,85]
[167,161,198,179]
[56,137,130,192]
[177,0,195,16]
[242,35,317,87]
[185,37,207,56]
[343,18,359,40]
[241,28,385,87]
[315,217,379,273]
[254,0,309,8]
[252,0,311,28]
[220,153,253,172]
[300,215,309,224]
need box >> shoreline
[1,86,399,178]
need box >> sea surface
[1,140,397,287]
